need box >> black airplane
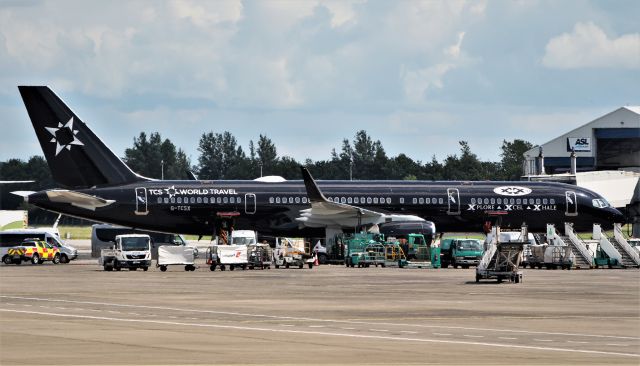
[14,86,625,238]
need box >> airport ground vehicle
[206,245,248,271]
[449,239,484,268]
[476,227,525,283]
[157,245,196,272]
[339,233,384,267]
[91,224,195,259]
[1,229,77,263]
[273,238,314,269]
[99,234,151,271]
[2,239,60,265]
[247,243,272,269]
[439,237,462,268]
[231,230,258,245]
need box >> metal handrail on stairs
[613,223,640,266]
[564,223,593,267]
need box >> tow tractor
[273,238,315,269]
[247,243,272,269]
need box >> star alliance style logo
[45,117,84,156]
[164,185,178,198]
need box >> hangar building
[523,106,640,175]
[522,106,640,235]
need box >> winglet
[300,166,328,203]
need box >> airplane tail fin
[18,86,148,188]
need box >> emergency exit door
[565,191,578,216]
[447,188,460,215]
[135,187,149,215]
[245,193,256,214]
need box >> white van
[230,230,258,245]
[0,228,78,263]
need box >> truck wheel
[275,264,280,269]
[285,262,290,269]
[497,276,503,283]
[210,265,216,271]
[104,265,112,271]
[318,254,327,265]
[299,263,303,269]
[242,264,247,270]
[462,265,469,269]
[230,265,235,271]
[515,275,520,284]
[308,263,313,269]
[2,256,11,265]
[220,265,226,271]
[114,260,121,271]
[31,254,40,265]
[60,254,69,263]
[142,267,148,271]
[52,254,61,264]
[160,266,167,272]
[381,262,386,268]
[475,273,481,283]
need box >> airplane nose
[609,207,627,224]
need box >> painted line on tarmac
[2,295,638,340]
[1,309,638,359]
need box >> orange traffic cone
[314,253,319,266]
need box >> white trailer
[206,245,248,271]
[157,245,196,272]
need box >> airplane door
[245,193,256,214]
[135,187,149,215]
[447,188,460,215]
[565,191,578,216]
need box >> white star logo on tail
[45,117,84,156]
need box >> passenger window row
[411,197,445,205]
[470,197,555,205]
[156,196,243,204]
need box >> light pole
[349,152,353,181]
[259,162,263,177]
[161,160,164,180]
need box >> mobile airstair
[562,223,593,269]
[476,226,524,283]
[592,224,639,268]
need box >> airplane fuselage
[28,179,625,236]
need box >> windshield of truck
[121,237,150,251]
[232,237,255,245]
[457,240,482,251]
[172,235,185,246]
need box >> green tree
[197,131,246,179]
[124,132,191,179]
[500,139,533,180]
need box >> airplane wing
[45,190,116,211]
[297,167,425,228]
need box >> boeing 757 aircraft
[14,86,625,238]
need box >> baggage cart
[206,245,248,271]
[157,245,196,272]
[247,244,272,269]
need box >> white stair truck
[99,234,151,271]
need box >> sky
[1,0,638,167]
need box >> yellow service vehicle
[3,239,61,265]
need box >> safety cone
[314,253,319,266]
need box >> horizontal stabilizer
[11,191,36,198]
[46,190,115,211]
[298,166,425,228]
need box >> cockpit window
[592,199,609,208]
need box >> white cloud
[542,22,640,69]
[401,32,467,103]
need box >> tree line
[0,130,532,220]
